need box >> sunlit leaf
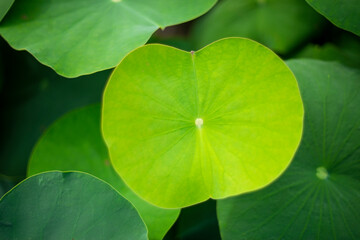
[102,38,304,208]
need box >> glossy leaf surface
[192,0,325,54]
[217,60,360,240]
[0,171,148,239]
[102,38,304,208]
[0,0,216,77]
[28,105,180,240]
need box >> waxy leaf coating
[217,60,360,240]
[102,38,304,208]
[27,105,180,240]
[0,0,216,77]
[0,171,148,240]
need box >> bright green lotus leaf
[191,0,325,54]
[0,0,14,21]
[102,38,304,208]
[217,59,360,240]
[27,104,180,240]
[306,0,360,36]
[0,171,147,239]
[0,0,216,77]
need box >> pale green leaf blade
[0,0,216,77]
[0,171,148,239]
[102,38,304,208]
[191,0,325,54]
[306,0,360,36]
[27,104,180,240]
[217,60,360,240]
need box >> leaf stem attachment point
[195,118,203,128]
[316,167,328,180]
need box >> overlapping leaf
[0,51,108,177]
[28,104,180,240]
[306,0,360,36]
[0,0,14,21]
[0,0,216,77]
[217,60,360,240]
[192,0,325,54]
[0,171,148,239]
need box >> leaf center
[195,118,204,128]
[316,167,328,180]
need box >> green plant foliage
[191,0,325,54]
[0,175,19,198]
[0,171,148,239]
[217,59,360,240]
[0,51,108,177]
[0,0,216,77]
[102,38,304,208]
[306,0,360,36]
[173,200,221,240]
[296,43,360,69]
[27,104,180,240]
[0,0,14,21]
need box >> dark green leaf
[0,0,216,77]
[191,0,325,54]
[306,0,360,36]
[0,0,14,21]
[0,171,148,239]
[0,49,108,177]
[217,60,360,240]
[28,104,180,240]
[295,43,360,69]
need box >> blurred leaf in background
[0,39,109,179]
[0,0,216,77]
[164,200,221,240]
[191,0,326,54]
[306,0,360,37]
[27,104,180,240]
[0,0,14,21]
[295,32,360,69]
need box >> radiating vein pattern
[217,60,360,240]
[102,38,303,208]
[0,0,216,77]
